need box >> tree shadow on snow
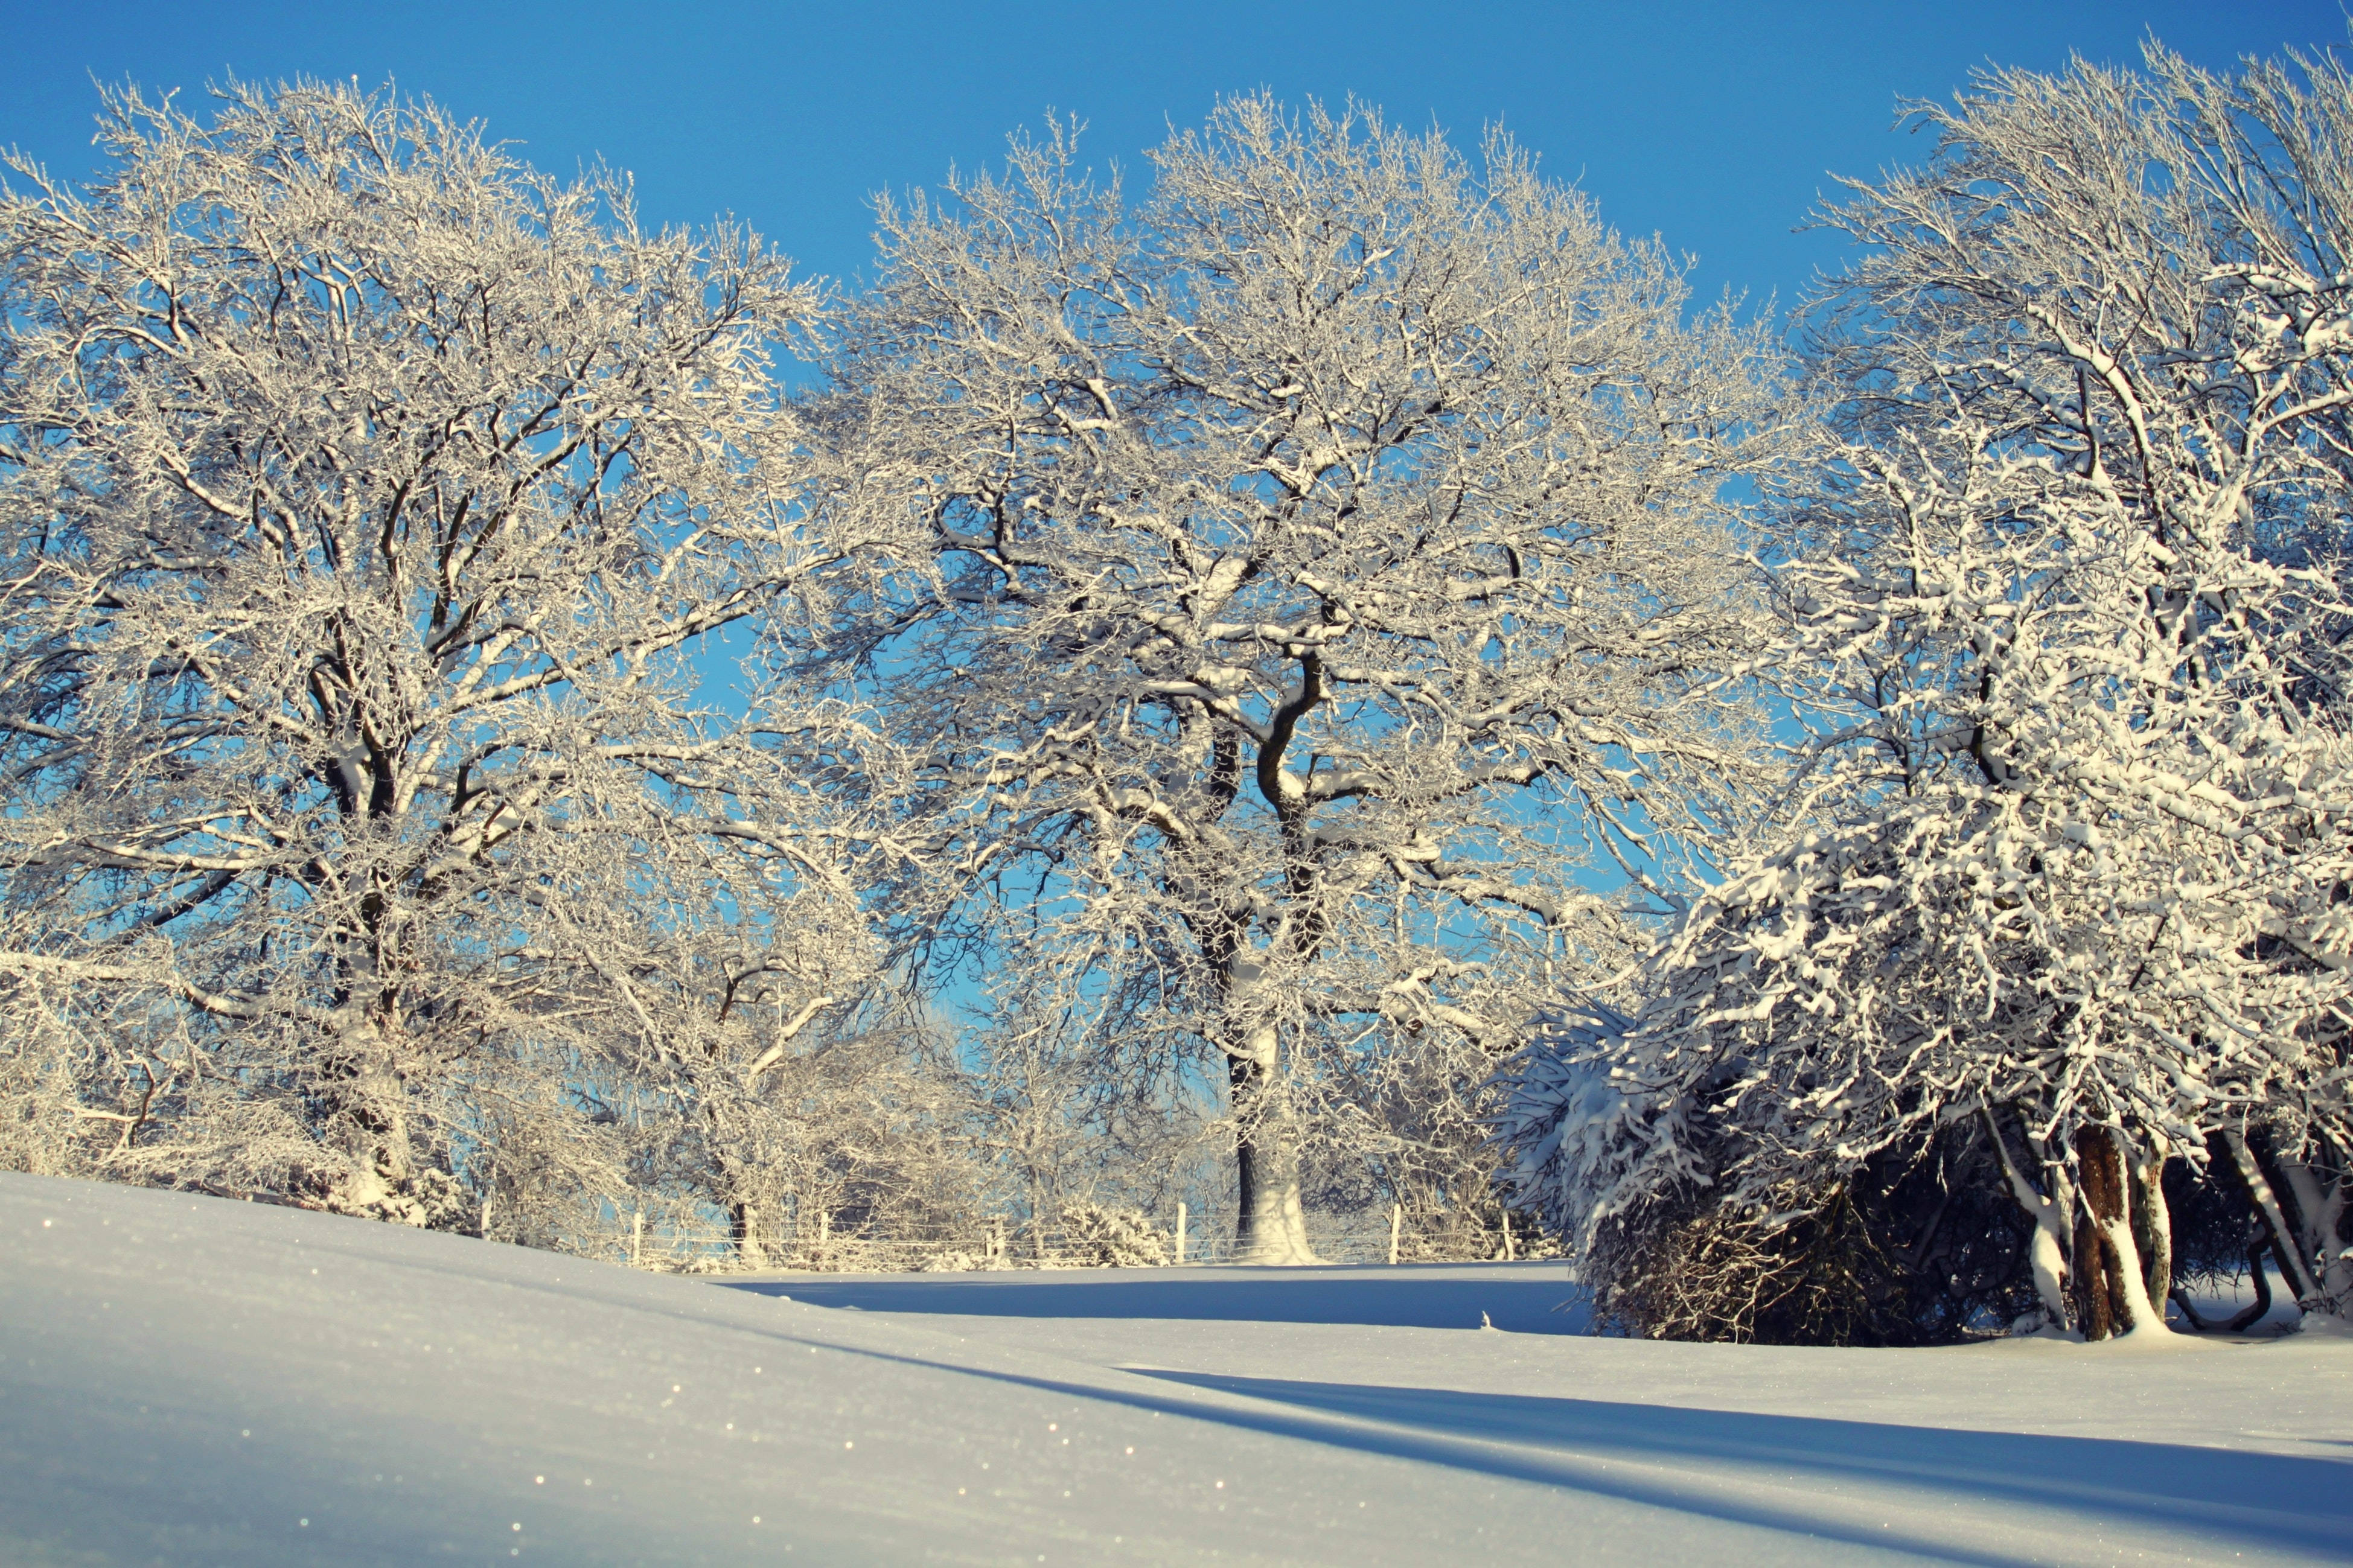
[796,1334,2351,1566]
[1124,1371,2353,1563]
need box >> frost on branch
[0,79,900,1250]
[804,95,1783,1263]
[1496,41,2353,1339]
[1058,1203,1172,1268]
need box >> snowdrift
[2,1173,2347,1565]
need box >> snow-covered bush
[1058,1203,1170,1268]
[1497,1013,2039,1342]
[1498,41,2353,1339]
[919,1249,992,1273]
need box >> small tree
[808,97,1779,1261]
[0,80,889,1241]
[1499,42,2353,1338]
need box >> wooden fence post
[1389,1203,1402,1266]
[1176,1202,1187,1266]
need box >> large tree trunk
[2073,1125,2165,1339]
[2256,1134,2349,1315]
[730,1200,767,1269]
[2220,1129,2323,1307]
[2129,1146,2173,1317]
[1982,1106,2074,1330]
[2285,1158,2349,1311]
[1229,1035,1319,1265]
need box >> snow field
[2,1173,2348,1566]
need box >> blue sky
[6,1,2346,314]
[7,1,2340,1041]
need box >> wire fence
[631,1202,1563,1276]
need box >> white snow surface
[4,1174,2348,1566]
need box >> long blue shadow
[742,1328,2350,1566]
[720,1264,1590,1333]
[1132,1371,2353,1560]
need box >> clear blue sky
[5,1,2345,314]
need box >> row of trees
[2,45,2345,1327]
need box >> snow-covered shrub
[918,1250,989,1273]
[1058,1204,1170,1268]
[1498,40,2353,1340]
[1498,1009,2036,1342]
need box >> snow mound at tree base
[3,1173,2348,1566]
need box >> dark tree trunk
[2073,1207,2115,1341]
[2074,1125,2160,1337]
[2217,1129,2321,1303]
[2075,1127,2127,1340]
[730,1200,766,1268]
[2130,1151,2173,1313]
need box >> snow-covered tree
[805,97,1780,1261]
[0,80,893,1245]
[1499,42,2353,1337]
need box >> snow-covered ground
[4,1173,2347,1566]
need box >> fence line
[634,1203,1562,1275]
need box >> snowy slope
[2,1173,2347,1566]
